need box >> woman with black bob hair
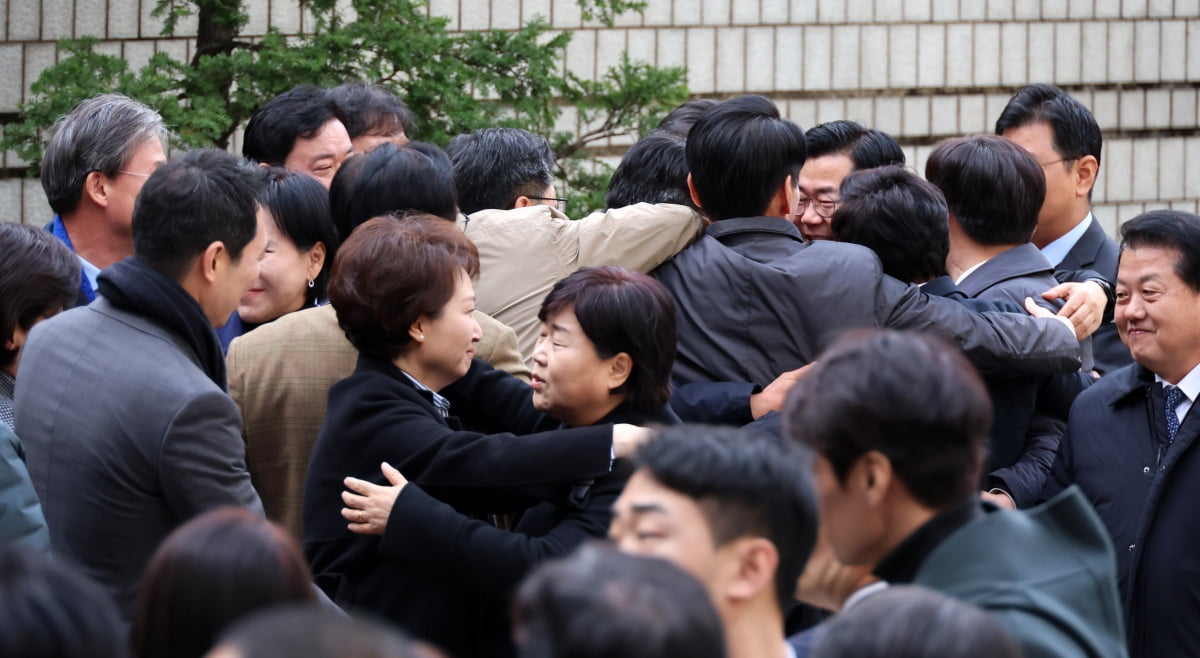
[303,215,664,657]
[217,166,339,351]
[130,507,316,658]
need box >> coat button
[1144,466,1151,473]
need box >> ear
[854,451,894,508]
[512,196,534,209]
[606,352,633,392]
[305,242,327,280]
[687,173,704,209]
[724,537,780,604]
[409,315,429,344]
[764,174,796,219]
[200,241,226,285]
[1073,155,1099,199]
[83,171,111,208]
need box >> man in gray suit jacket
[15,149,269,615]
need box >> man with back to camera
[40,94,167,306]
[15,149,269,615]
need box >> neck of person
[1032,205,1090,249]
[393,352,455,392]
[62,209,133,270]
[944,222,1020,281]
[723,599,789,658]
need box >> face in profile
[413,268,482,388]
[237,215,324,324]
[106,137,167,229]
[285,119,354,189]
[1115,245,1200,384]
[530,307,629,427]
[212,208,269,328]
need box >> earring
[418,334,425,341]
[307,278,315,288]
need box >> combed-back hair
[132,149,268,281]
[258,167,340,305]
[831,165,950,284]
[0,223,80,368]
[1120,209,1200,292]
[656,98,720,136]
[40,93,166,215]
[446,127,554,214]
[329,142,458,241]
[785,330,992,510]
[995,83,1103,168]
[804,120,906,170]
[605,131,694,209]
[329,82,417,140]
[329,214,479,361]
[514,543,726,658]
[538,267,676,411]
[243,86,339,166]
[634,425,819,611]
[925,135,1045,246]
[686,94,806,221]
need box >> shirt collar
[1039,212,1093,266]
[1154,361,1200,403]
[399,370,451,418]
[873,497,983,584]
[953,259,988,286]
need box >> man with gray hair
[41,94,167,306]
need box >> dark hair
[538,267,676,411]
[514,543,726,658]
[330,82,418,141]
[805,120,906,170]
[0,547,129,658]
[831,166,950,284]
[606,131,694,209]
[40,93,166,215]
[785,330,992,509]
[130,507,315,658]
[446,128,554,214]
[995,83,1103,171]
[259,167,340,306]
[132,149,268,281]
[656,98,720,136]
[329,214,480,360]
[243,86,339,165]
[214,605,421,658]
[634,426,819,611]
[329,142,458,241]
[925,135,1045,246]
[686,94,806,221]
[0,224,80,368]
[812,585,1022,658]
[1120,209,1200,292]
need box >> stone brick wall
[3,0,1198,231]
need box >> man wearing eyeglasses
[40,94,167,306]
[794,120,905,242]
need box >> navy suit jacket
[1055,217,1130,374]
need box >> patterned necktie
[1165,385,1186,443]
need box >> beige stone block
[903,0,932,21]
[244,0,269,35]
[625,28,656,65]
[902,96,929,136]
[1185,138,1200,204]
[1026,22,1054,82]
[642,0,672,26]
[789,0,816,24]
[686,28,716,93]
[778,25,808,91]
[565,28,596,78]
[1000,22,1027,85]
[124,40,155,72]
[959,94,987,134]
[1043,0,1070,18]
[1177,0,1200,17]
[830,25,859,89]
[732,0,759,24]
[876,1,903,22]
[1160,21,1187,81]
[1091,90,1121,131]
[861,25,889,89]
[1122,0,1149,18]
[945,24,973,87]
[491,0,521,29]
[596,29,627,74]
[1158,138,1184,200]
[458,0,489,30]
[0,45,23,113]
[1149,0,1174,16]
[715,27,746,91]
[745,27,775,91]
[702,0,731,26]
[889,24,917,88]
[1119,89,1145,131]
[973,23,1001,86]
[140,0,167,37]
[846,0,872,21]
[1094,0,1121,17]
[931,96,958,136]
[23,43,55,104]
[844,97,874,125]
[1054,22,1082,84]
[1146,89,1172,129]
[657,28,687,69]
[788,99,818,132]
[1172,89,1196,129]
[24,178,51,225]
[932,0,958,21]
[1132,140,1159,201]
[1108,21,1134,81]
[673,0,702,25]
[818,0,847,22]
[875,96,902,135]
[42,0,74,39]
[1068,0,1093,18]
[0,181,21,224]
[816,97,847,126]
[1078,23,1106,83]
[10,0,41,40]
[1106,138,1133,202]
[553,0,582,27]
[1190,21,1200,82]
[917,24,945,87]
[1134,21,1160,82]
[984,0,1012,20]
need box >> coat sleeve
[878,275,1082,378]
[377,474,620,596]
[0,424,51,551]
[473,312,531,383]
[670,382,757,425]
[988,414,1066,508]
[570,203,704,271]
[158,390,265,519]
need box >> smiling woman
[302,219,669,656]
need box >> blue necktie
[1165,385,1186,443]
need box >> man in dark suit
[15,150,268,615]
[1042,210,1200,657]
[786,330,1127,658]
[997,83,1130,374]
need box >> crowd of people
[0,79,1196,658]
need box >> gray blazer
[14,298,263,615]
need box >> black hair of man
[1120,209,1200,292]
[0,547,130,658]
[445,127,554,214]
[657,98,720,137]
[633,425,819,611]
[216,605,421,658]
[605,131,694,210]
[925,135,1046,247]
[514,542,726,658]
[243,86,339,166]
[328,141,458,241]
[329,82,417,141]
[804,120,906,170]
[831,165,951,284]
[685,94,806,221]
[995,83,1103,170]
[785,329,993,510]
[132,149,268,281]
[813,585,1022,658]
